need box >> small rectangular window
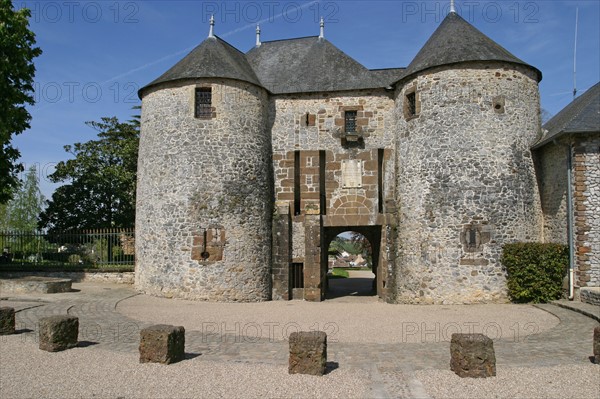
[345,111,357,133]
[195,88,212,119]
[406,92,416,117]
[291,263,304,289]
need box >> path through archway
[324,229,379,300]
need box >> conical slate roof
[400,12,541,82]
[140,12,542,96]
[246,37,391,94]
[139,36,261,96]
[534,82,600,148]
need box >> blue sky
[11,0,600,197]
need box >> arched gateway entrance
[322,226,382,300]
[269,148,395,302]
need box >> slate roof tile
[140,12,541,97]
[400,12,541,82]
[534,82,600,148]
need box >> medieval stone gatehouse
[135,10,598,303]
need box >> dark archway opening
[323,226,381,299]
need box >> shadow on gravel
[185,353,202,360]
[326,278,376,299]
[325,361,339,374]
[14,328,34,334]
[77,341,99,348]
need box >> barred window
[345,111,357,133]
[291,263,304,288]
[195,88,212,118]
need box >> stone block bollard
[450,333,496,378]
[289,331,327,376]
[139,324,185,364]
[0,307,16,335]
[594,327,600,364]
[39,316,79,352]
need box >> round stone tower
[393,12,544,304]
[136,32,272,301]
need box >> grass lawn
[328,268,349,279]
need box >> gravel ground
[415,365,600,399]
[2,335,597,399]
[118,294,560,343]
[0,335,370,399]
[3,284,596,399]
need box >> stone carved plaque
[341,160,363,188]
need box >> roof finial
[256,24,261,47]
[319,17,324,39]
[450,0,456,13]
[208,15,215,38]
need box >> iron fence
[0,229,135,269]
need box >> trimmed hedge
[501,243,569,303]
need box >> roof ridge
[563,84,599,126]
[544,82,600,131]
[259,35,319,44]
[534,81,599,148]
[370,67,406,71]
[214,35,248,56]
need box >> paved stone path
[3,284,599,399]
[326,269,377,300]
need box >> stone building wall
[271,90,396,214]
[269,91,397,300]
[573,135,600,287]
[136,79,272,301]
[394,63,544,304]
[535,143,569,244]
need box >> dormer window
[345,111,357,133]
[195,88,213,119]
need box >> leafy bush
[501,243,568,303]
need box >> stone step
[0,276,72,295]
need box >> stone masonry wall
[536,143,568,244]
[270,90,396,300]
[136,79,272,301]
[394,63,544,304]
[270,91,396,249]
[573,135,600,287]
[271,90,396,214]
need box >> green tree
[0,202,8,230]
[350,232,373,268]
[328,236,360,257]
[0,0,42,203]
[3,165,44,231]
[39,117,139,232]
